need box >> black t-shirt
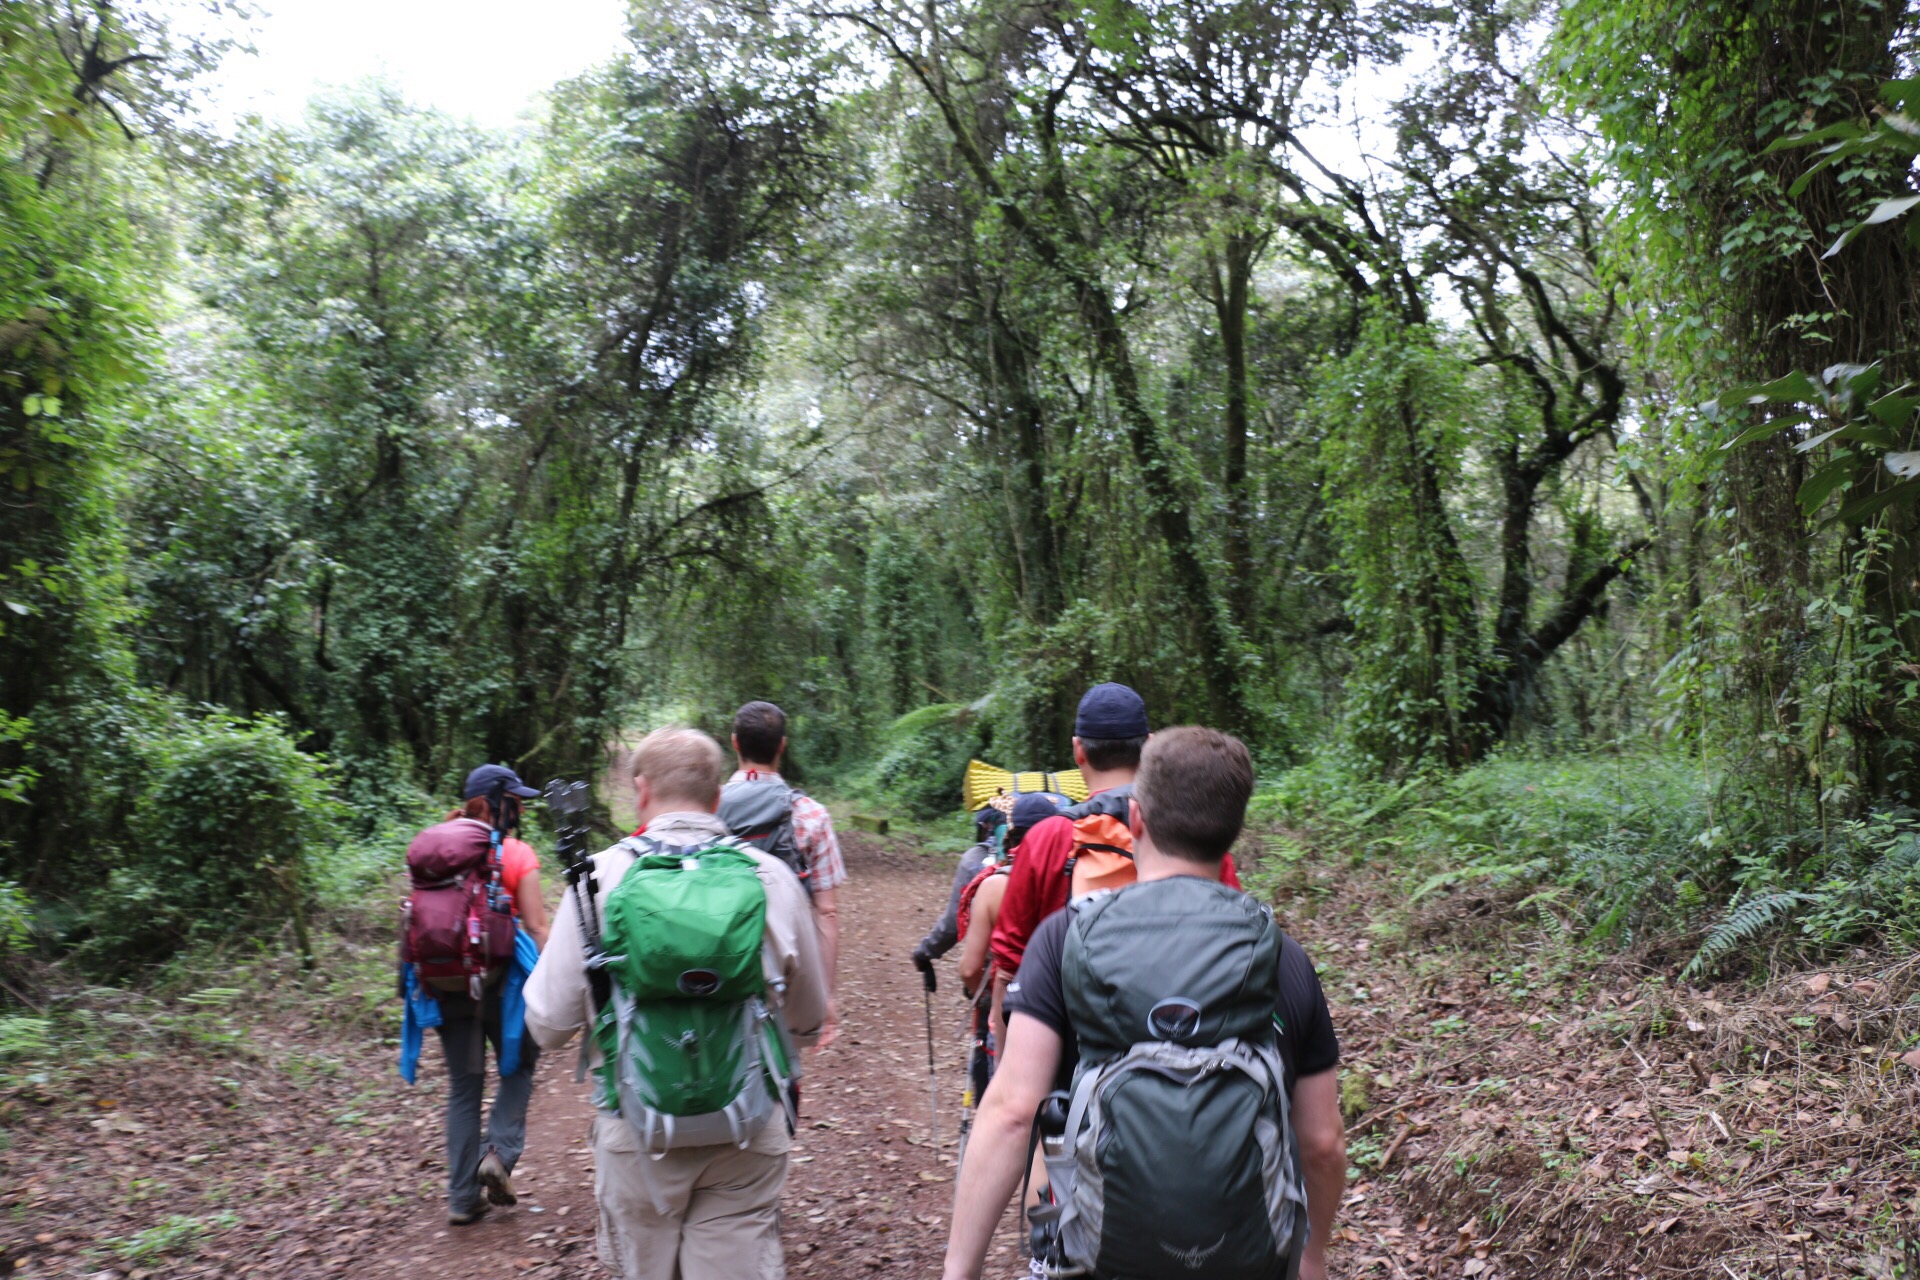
[1004,898,1339,1095]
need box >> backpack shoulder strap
[620,834,751,860]
[1063,785,1133,821]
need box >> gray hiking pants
[434,989,540,1213]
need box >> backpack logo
[1147,997,1203,1043]
[1160,1234,1227,1269]
[677,968,722,997]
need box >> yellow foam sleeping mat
[963,758,1089,811]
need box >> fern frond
[1682,891,1813,980]
[1410,855,1552,904]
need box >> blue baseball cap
[1007,793,1063,848]
[1074,683,1150,739]
[462,763,541,801]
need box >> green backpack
[593,836,798,1156]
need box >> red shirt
[988,799,1240,974]
[497,836,539,902]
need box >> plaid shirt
[728,769,847,892]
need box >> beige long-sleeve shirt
[523,809,829,1060]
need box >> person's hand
[1298,1245,1329,1280]
[815,1000,841,1050]
[912,948,937,993]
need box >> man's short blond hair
[631,727,726,808]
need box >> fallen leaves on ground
[1269,839,1920,1279]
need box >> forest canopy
[4,0,1920,974]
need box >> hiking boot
[448,1200,490,1226]
[477,1151,517,1206]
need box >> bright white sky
[203,0,632,129]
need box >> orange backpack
[1063,787,1137,899]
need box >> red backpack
[402,819,516,998]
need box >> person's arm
[793,798,845,1048]
[957,879,1000,996]
[522,881,587,1051]
[513,874,549,950]
[765,860,829,1048]
[1291,1069,1346,1280]
[942,1012,1062,1280]
[988,836,1052,1049]
[810,885,840,1049]
[919,844,984,961]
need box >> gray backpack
[717,777,813,895]
[1030,877,1309,1279]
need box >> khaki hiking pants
[591,1109,791,1280]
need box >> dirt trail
[10,821,1909,1279]
[0,830,1026,1279]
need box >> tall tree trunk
[1211,235,1256,626]
[985,297,1064,620]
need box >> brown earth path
[0,829,1025,1279]
[11,816,1915,1279]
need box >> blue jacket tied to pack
[399,925,540,1082]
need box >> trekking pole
[920,961,939,1158]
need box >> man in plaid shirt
[727,701,846,1047]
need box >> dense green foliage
[4,0,1920,978]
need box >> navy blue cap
[1074,683,1150,739]
[1007,793,1063,848]
[463,763,541,801]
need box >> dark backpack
[717,777,813,895]
[402,819,516,998]
[1030,876,1309,1280]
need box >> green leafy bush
[0,877,28,953]
[0,1014,49,1061]
[1684,817,1920,976]
[1276,745,1920,969]
[76,712,345,971]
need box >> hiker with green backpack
[942,727,1347,1280]
[523,727,828,1280]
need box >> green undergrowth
[0,934,399,1106]
[1,705,439,984]
[1267,749,1920,976]
[839,702,992,823]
